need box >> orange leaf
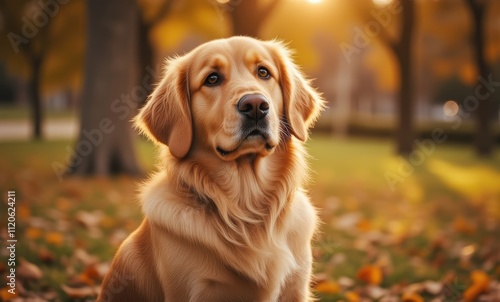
[402,292,424,302]
[45,232,64,245]
[345,291,360,302]
[25,227,42,240]
[0,287,15,301]
[453,217,476,234]
[463,270,490,302]
[18,204,31,219]
[315,280,341,294]
[357,265,383,285]
[356,219,372,232]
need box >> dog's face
[188,39,284,160]
[136,37,323,160]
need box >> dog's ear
[268,41,325,141]
[135,56,192,158]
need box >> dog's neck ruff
[141,138,309,285]
[174,138,308,244]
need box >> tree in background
[350,0,416,155]
[68,0,142,176]
[217,0,282,37]
[0,1,53,139]
[465,0,497,156]
[137,0,176,105]
[0,0,84,139]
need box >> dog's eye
[257,67,271,79]
[204,72,222,86]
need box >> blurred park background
[0,0,499,301]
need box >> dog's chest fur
[141,147,311,300]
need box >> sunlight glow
[308,0,322,4]
[372,0,392,7]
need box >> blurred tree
[351,0,415,155]
[0,0,84,134]
[137,0,176,105]
[68,0,142,176]
[464,0,497,156]
[218,0,282,37]
[0,0,53,139]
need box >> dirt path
[0,119,78,140]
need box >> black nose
[237,94,269,121]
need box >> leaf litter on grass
[1,138,500,301]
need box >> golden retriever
[98,36,324,302]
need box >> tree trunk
[395,0,415,155]
[30,54,43,140]
[229,0,281,37]
[137,18,154,107]
[68,0,142,176]
[468,0,494,156]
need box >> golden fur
[98,36,324,302]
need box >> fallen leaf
[453,216,477,234]
[423,280,443,295]
[74,248,98,266]
[311,273,329,288]
[0,287,15,301]
[61,284,99,299]
[76,210,103,229]
[25,227,42,240]
[402,292,424,302]
[356,218,372,232]
[45,231,64,245]
[315,280,341,294]
[334,212,362,231]
[38,247,56,264]
[366,285,387,299]
[406,283,424,294]
[463,270,490,302]
[56,197,72,211]
[18,204,31,219]
[344,291,360,302]
[17,258,43,281]
[357,265,383,285]
[338,276,355,288]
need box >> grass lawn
[0,105,77,121]
[0,136,499,301]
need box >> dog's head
[136,37,324,160]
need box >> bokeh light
[443,100,459,117]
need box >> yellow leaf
[402,292,424,302]
[45,232,64,245]
[357,265,383,285]
[316,280,341,294]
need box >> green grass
[0,136,499,301]
[0,105,77,121]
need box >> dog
[98,36,324,302]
